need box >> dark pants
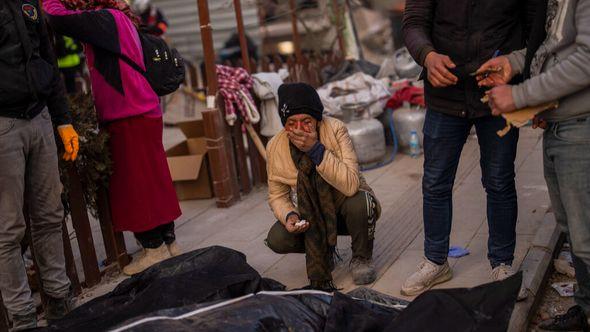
[266,191,377,260]
[423,110,519,268]
[134,222,176,249]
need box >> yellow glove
[57,125,80,161]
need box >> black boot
[45,295,73,322]
[538,305,589,331]
[10,312,37,331]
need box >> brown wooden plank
[202,110,239,207]
[253,123,268,184]
[114,232,130,268]
[61,220,81,295]
[246,127,261,186]
[66,166,101,287]
[198,0,239,207]
[96,187,118,267]
[232,119,252,194]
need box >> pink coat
[43,0,160,123]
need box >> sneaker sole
[400,267,453,297]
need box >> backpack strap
[119,54,148,77]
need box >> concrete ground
[70,122,553,312]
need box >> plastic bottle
[409,130,421,158]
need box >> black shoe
[10,312,37,331]
[538,305,589,331]
[45,295,73,322]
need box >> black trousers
[134,222,176,249]
[265,191,377,260]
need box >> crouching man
[265,83,381,291]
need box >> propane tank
[342,104,386,165]
[394,47,422,79]
[392,102,426,154]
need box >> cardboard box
[166,120,213,200]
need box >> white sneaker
[401,258,453,296]
[491,264,528,301]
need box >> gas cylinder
[342,104,386,165]
[394,47,422,79]
[392,102,426,153]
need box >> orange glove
[57,125,79,161]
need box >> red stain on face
[285,114,316,133]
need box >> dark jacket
[0,0,70,125]
[403,0,539,118]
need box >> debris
[558,250,573,265]
[448,246,470,258]
[554,259,576,278]
[551,282,576,297]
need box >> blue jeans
[422,110,519,268]
[544,116,590,315]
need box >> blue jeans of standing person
[544,116,590,315]
[422,110,519,268]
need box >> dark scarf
[524,0,549,79]
[290,144,338,286]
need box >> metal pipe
[331,0,346,56]
[288,0,303,62]
[233,0,252,73]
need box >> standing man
[0,0,79,330]
[401,0,538,297]
[480,0,590,329]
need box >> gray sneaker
[401,258,453,296]
[10,312,37,331]
[350,258,377,285]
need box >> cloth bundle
[216,65,260,126]
[251,69,289,137]
[386,86,425,110]
[317,72,390,118]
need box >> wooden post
[197,0,239,207]
[96,187,129,269]
[61,220,81,295]
[233,0,251,73]
[66,165,101,287]
[288,0,304,62]
[331,0,346,56]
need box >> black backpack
[121,32,185,96]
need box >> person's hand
[424,51,458,88]
[57,125,79,161]
[533,116,548,130]
[486,85,517,116]
[288,128,318,152]
[476,56,514,87]
[285,214,310,234]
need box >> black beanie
[278,83,324,125]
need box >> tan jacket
[267,116,373,223]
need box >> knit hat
[278,83,324,125]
